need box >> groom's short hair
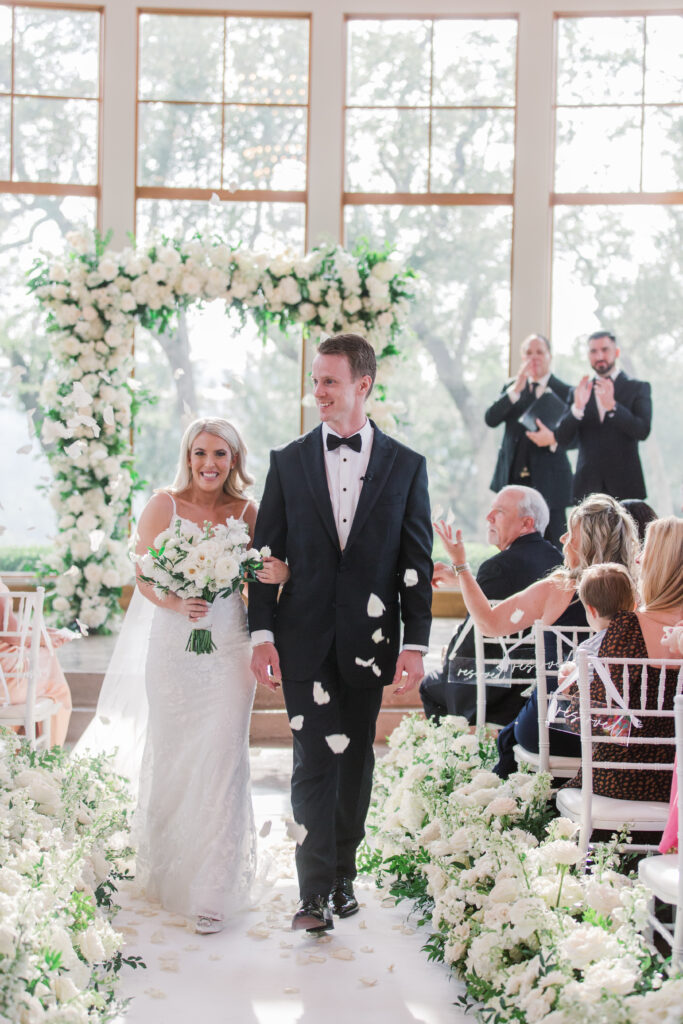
[318,333,377,394]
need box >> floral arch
[30,232,416,630]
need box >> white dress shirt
[506,371,551,403]
[571,368,620,422]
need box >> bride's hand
[176,597,209,622]
[256,556,290,585]
[434,521,467,567]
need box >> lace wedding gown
[77,499,257,921]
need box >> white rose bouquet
[137,517,266,655]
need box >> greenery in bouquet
[136,516,267,654]
[0,728,142,1022]
[365,713,682,1024]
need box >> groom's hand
[251,642,282,691]
[391,650,424,695]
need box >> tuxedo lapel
[344,423,397,553]
[298,427,340,550]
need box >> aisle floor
[112,748,469,1024]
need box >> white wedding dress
[76,496,257,922]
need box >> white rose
[371,258,401,283]
[98,257,119,281]
[343,295,362,315]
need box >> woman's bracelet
[451,562,471,576]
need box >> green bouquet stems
[185,627,218,655]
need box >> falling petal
[247,925,270,940]
[98,716,111,725]
[308,954,326,963]
[359,921,367,930]
[89,529,106,552]
[325,733,350,754]
[289,715,304,731]
[64,565,79,577]
[75,618,90,636]
[16,444,32,455]
[183,944,200,952]
[183,401,193,416]
[371,664,382,677]
[285,819,308,845]
[259,820,272,837]
[103,405,115,426]
[510,608,524,624]
[312,681,330,705]
[361,946,374,954]
[173,368,185,380]
[400,926,415,935]
[445,507,455,526]
[355,656,374,668]
[331,948,355,961]
[150,930,165,944]
[360,977,377,987]
[387,964,395,972]
[371,628,384,644]
[144,989,167,999]
[65,440,86,459]
[403,568,418,587]
[367,594,385,617]
[209,192,221,206]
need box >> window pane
[0,6,11,93]
[556,17,644,105]
[345,109,429,192]
[644,16,683,104]
[555,108,641,192]
[346,204,512,534]
[139,14,224,102]
[432,19,516,106]
[225,17,309,104]
[14,8,99,98]
[552,204,682,515]
[223,106,307,190]
[431,109,514,192]
[642,108,683,192]
[13,97,98,184]
[136,198,306,254]
[0,194,97,558]
[138,102,222,188]
[346,20,431,107]
[0,95,9,177]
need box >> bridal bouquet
[137,518,267,654]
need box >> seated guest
[562,516,683,803]
[620,498,657,545]
[434,493,640,777]
[421,485,562,725]
[0,578,73,746]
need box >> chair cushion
[513,744,581,778]
[0,697,60,721]
[556,786,669,830]
[638,854,681,904]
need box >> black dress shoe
[291,895,334,932]
[330,877,359,918]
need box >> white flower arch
[31,231,415,630]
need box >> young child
[549,562,638,730]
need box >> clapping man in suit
[249,333,433,933]
[555,330,652,503]
[485,334,572,548]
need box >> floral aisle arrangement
[0,728,140,1021]
[137,517,268,655]
[365,714,683,1023]
[29,230,416,631]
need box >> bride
[77,417,288,934]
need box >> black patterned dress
[563,610,677,802]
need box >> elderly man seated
[420,486,562,725]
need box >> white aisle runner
[113,748,469,1024]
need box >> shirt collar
[322,418,372,450]
[529,372,551,387]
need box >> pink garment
[659,753,678,854]
[0,642,72,746]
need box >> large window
[134,11,310,502]
[344,17,517,533]
[551,14,683,514]
[0,4,100,564]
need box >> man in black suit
[420,485,562,725]
[555,330,652,503]
[485,333,572,548]
[249,333,432,933]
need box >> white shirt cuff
[506,384,521,403]
[251,630,274,647]
[402,644,428,654]
[571,404,584,420]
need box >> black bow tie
[326,432,362,453]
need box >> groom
[249,332,432,932]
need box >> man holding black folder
[485,333,572,548]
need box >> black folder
[518,389,568,433]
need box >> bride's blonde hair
[169,418,254,499]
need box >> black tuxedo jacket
[445,531,563,669]
[555,371,652,502]
[248,422,433,687]
[485,374,573,508]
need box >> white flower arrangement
[137,517,267,654]
[30,229,416,630]
[0,728,139,1020]
[365,714,682,1023]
